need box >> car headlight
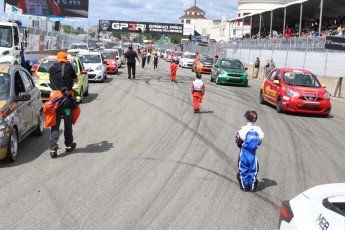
[324,92,330,98]
[112,61,116,64]
[95,65,103,70]
[286,88,298,97]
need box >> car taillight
[278,200,294,229]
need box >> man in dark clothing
[125,44,140,80]
[253,57,260,78]
[48,51,77,158]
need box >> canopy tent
[230,0,345,37]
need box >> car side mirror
[81,69,87,74]
[31,67,36,73]
[245,67,248,70]
[273,80,280,85]
[321,83,326,88]
[17,92,31,101]
[116,57,119,60]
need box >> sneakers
[50,148,57,158]
[66,143,76,152]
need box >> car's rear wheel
[34,110,44,136]
[5,128,18,162]
[84,85,89,96]
[259,90,265,104]
[192,65,195,72]
[277,97,283,113]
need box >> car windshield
[70,44,88,50]
[38,59,78,73]
[175,52,183,56]
[185,54,196,59]
[284,72,321,87]
[200,57,213,63]
[220,60,243,69]
[0,73,11,100]
[0,26,12,48]
[101,52,114,59]
[78,55,102,64]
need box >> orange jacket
[170,62,178,73]
[43,90,80,128]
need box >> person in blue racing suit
[235,111,264,192]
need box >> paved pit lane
[1,58,345,229]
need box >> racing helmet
[244,110,257,122]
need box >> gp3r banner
[325,36,345,51]
[99,20,184,35]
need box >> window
[268,70,278,81]
[14,71,26,97]
[186,19,191,24]
[180,19,184,23]
[243,13,251,26]
[20,70,34,92]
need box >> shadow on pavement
[57,141,114,158]
[258,178,278,191]
[81,93,98,104]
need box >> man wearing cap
[235,111,264,192]
[125,44,140,80]
[48,51,77,158]
[253,57,260,78]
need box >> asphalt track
[0,58,345,229]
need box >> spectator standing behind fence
[264,59,270,78]
[253,57,260,78]
[267,59,275,73]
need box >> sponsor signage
[4,0,89,18]
[99,20,184,35]
[183,23,194,36]
[325,36,345,51]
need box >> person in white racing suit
[235,111,264,192]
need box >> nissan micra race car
[259,68,331,116]
[278,183,345,229]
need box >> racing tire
[5,128,18,162]
[259,90,265,104]
[191,65,195,72]
[216,77,220,85]
[84,85,89,96]
[277,97,283,113]
[33,110,44,136]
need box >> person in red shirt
[17,0,61,16]
[170,60,178,82]
[190,73,205,113]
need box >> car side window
[276,70,281,80]
[78,59,84,71]
[268,70,277,81]
[19,70,34,92]
[14,71,26,97]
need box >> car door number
[316,214,329,230]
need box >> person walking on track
[125,44,140,80]
[190,72,205,113]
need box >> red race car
[259,68,331,116]
[100,51,118,74]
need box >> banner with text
[99,20,183,35]
[325,36,345,51]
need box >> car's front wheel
[277,97,283,113]
[216,77,220,85]
[259,90,265,104]
[84,85,89,96]
[5,128,18,162]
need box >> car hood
[221,68,246,74]
[36,72,50,81]
[84,63,102,69]
[286,85,327,94]
[0,99,7,109]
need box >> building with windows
[179,4,229,42]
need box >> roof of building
[179,14,207,19]
[184,5,205,13]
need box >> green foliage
[62,25,87,35]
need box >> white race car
[278,183,345,230]
[179,52,197,68]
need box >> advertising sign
[4,0,89,18]
[183,23,194,36]
[99,20,184,35]
[325,36,345,51]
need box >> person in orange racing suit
[235,111,264,192]
[17,0,61,16]
[170,60,178,82]
[190,72,205,113]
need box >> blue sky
[1,0,238,29]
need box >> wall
[228,48,345,98]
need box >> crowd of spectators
[239,15,345,40]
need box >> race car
[278,183,345,229]
[259,68,331,116]
[210,58,248,86]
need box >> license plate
[303,104,319,109]
[303,93,316,97]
